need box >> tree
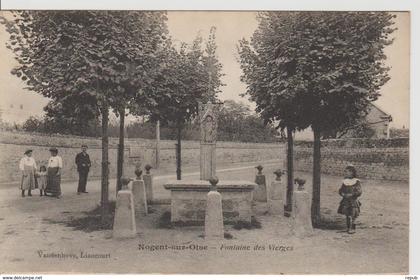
[22,116,44,132]
[238,13,312,214]
[1,11,168,220]
[43,93,100,136]
[145,27,224,179]
[217,100,278,142]
[239,12,395,225]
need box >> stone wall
[0,131,284,184]
[293,138,409,181]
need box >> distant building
[293,102,392,140]
[362,103,392,138]
[0,92,48,124]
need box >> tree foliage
[1,11,169,115]
[238,11,396,133]
[146,27,225,126]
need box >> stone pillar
[292,179,313,237]
[199,102,219,181]
[113,177,136,239]
[268,169,285,215]
[253,165,267,202]
[132,168,148,215]
[205,177,224,241]
[200,144,216,180]
[143,164,153,204]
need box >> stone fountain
[164,102,257,223]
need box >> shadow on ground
[43,201,116,232]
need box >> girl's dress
[337,178,362,218]
[37,171,47,191]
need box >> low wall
[293,138,409,181]
[0,131,285,184]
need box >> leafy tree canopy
[145,26,225,126]
[1,11,169,115]
[238,11,396,133]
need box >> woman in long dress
[45,147,63,198]
[19,149,37,197]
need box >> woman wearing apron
[19,149,37,197]
[45,147,63,198]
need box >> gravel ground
[0,161,408,274]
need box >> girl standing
[37,165,48,196]
[19,149,37,197]
[338,165,362,234]
[45,147,63,198]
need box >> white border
[0,0,418,278]
[0,0,415,11]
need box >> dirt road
[0,161,408,274]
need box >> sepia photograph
[0,8,411,275]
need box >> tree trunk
[116,107,125,193]
[285,126,294,217]
[100,104,110,222]
[311,127,322,226]
[176,121,182,180]
[155,120,160,169]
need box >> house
[293,102,392,140]
[362,103,392,138]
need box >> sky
[0,11,410,128]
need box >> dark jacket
[337,178,362,218]
[75,152,91,172]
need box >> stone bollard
[291,178,313,237]
[131,168,148,216]
[268,169,285,215]
[253,165,267,202]
[205,176,224,241]
[113,177,136,239]
[143,164,153,204]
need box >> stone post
[268,169,285,215]
[292,178,313,237]
[132,167,148,216]
[143,164,153,204]
[253,165,267,202]
[205,176,224,241]
[113,177,136,239]
[199,102,218,180]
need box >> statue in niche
[200,102,217,144]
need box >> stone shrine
[164,101,257,223]
[199,102,218,180]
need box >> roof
[370,103,392,118]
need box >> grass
[224,232,234,239]
[44,201,116,232]
[157,211,204,228]
[158,211,260,232]
[231,216,262,230]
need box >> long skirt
[45,167,61,197]
[20,166,36,190]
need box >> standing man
[75,145,91,194]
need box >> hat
[49,147,58,153]
[24,149,33,155]
[81,144,88,148]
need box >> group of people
[19,144,362,233]
[18,145,91,198]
